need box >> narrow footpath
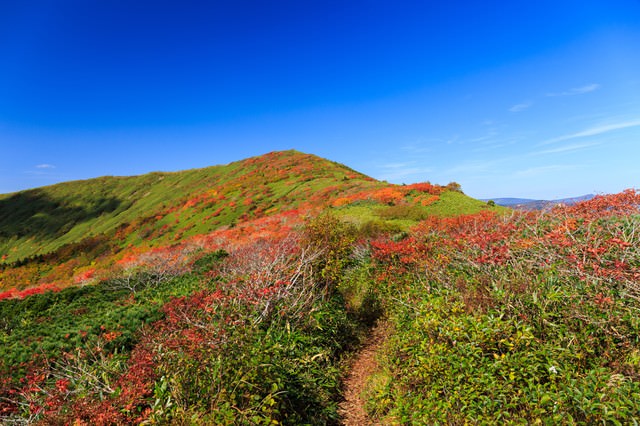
[338,322,388,426]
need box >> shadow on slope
[0,189,122,240]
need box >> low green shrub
[366,192,640,424]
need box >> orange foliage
[405,182,444,195]
[372,187,405,205]
[0,282,61,301]
[74,268,96,284]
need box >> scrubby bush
[303,212,358,289]
[366,190,640,424]
[445,181,463,192]
[1,227,363,424]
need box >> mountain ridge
[0,150,495,291]
[482,194,595,210]
[0,151,366,257]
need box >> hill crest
[0,150,494,291]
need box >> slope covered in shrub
[6,152,634,424]
[0,215,362,424]
[0,150,490,292]
[365,189,640,424]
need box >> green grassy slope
[0,150,371,263]
[334,190,504,230]
[0,150,499,291]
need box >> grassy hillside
[0,150,370,263]
[0,150,496,291]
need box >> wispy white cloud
[509,102,532,113]
[401,135,457,152]
[378,167,433,182]
[375,160,433,182]
[380,162,415,170]
[24,164,60,177]
[445,159,502,175]
[400,142,434,154]
[514,164,580,177]
[534,142,602,155]
[572,84,600,94]
[546,83,600,97]
[445,134,460,144]
[471,139,518,153]
[539,119,640,146]
[468,131,499,143]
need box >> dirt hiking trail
[338,322,388,425]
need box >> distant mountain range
[482,194,595,210]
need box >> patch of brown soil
[338,322,388,426]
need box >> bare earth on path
[338,322,388,426]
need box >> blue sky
[1,0,639,199]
